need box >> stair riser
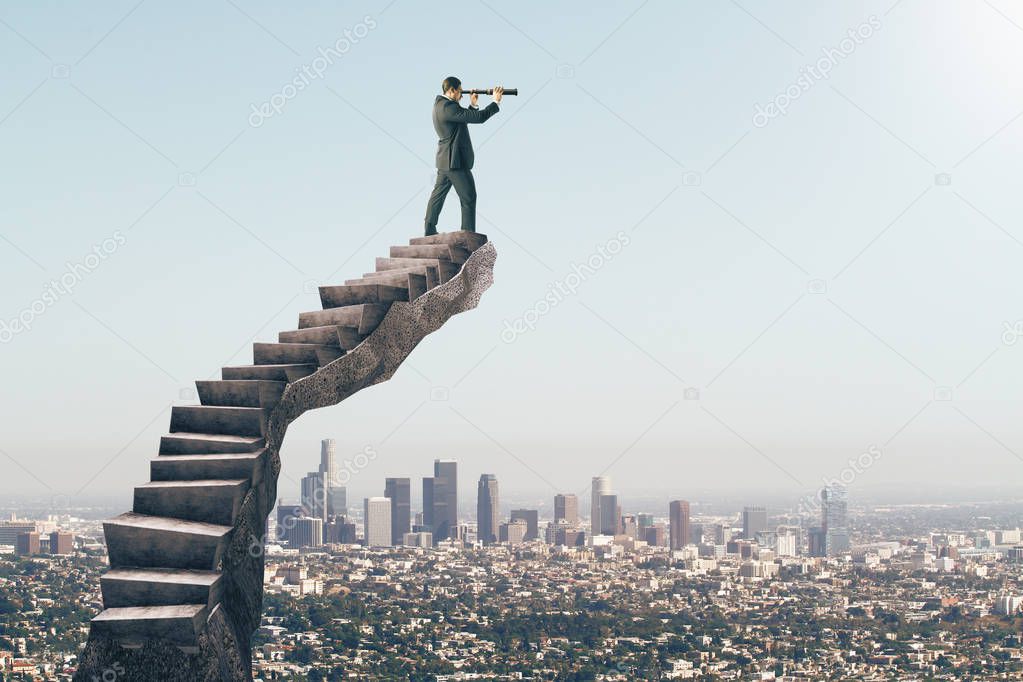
[105,524,229,571]
[159,435,265,455]
[316,347,345,366]
[253,343,323,365]
[278,326,341,346]
[195,380,285,409]
[390,244,466,264]
[133,483,248,526]
[221,365,316,382]
[299,304,388,335]
[377,257,458,283]
[170,407,266,438]
[410,232,488,250]
[91,608,206,648]
[319,284,408,308]
[362,265,440,289]
[151,454,266,485]
[101,576,223,609]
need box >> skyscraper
[301,472,327,523]
[591,476,611,536]
[742,506,767,539]
[384,478,411,545]
[364,497,392,547]
[554,493,578,525]
[318,439,346,516]
[432,460,458,541]
[822,485,850,556]
[510,509,539,541]
[669,500,691,550]
[422,477,434,530]
[477,474,499,545]
[599,493,620,536]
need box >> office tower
[599,493,620,536]
[510,509,539,541]
[644,525,666,547]
[291,517,323,548]
[477,474,499,545]
[709,523,727,545]
[808,527,827,557]
[329,486,348,517]
[301,471,327,523]
[742,506,767,539]
[384,478,412,545]
[554,494,579,525]
[325,516,358,544]
[689,523,704,545]
[49,531,73,555]
[319,439,338,487]
[364,497,392,547]
[15,532,40,556]
[500,520,527,545]
[822,486,850,556]
[669,500,691,550]
[0,519,37,546]
[276,503,305,545]
[776,532,797,557]
[403,531,433,547]
[422,478,434,530]
[591,476,611,535]
[637,513,655,531]
[431,460,458,541]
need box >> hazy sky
[1,1,1021,511]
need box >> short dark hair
[442,76,461,94]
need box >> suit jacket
[432,95,500,171]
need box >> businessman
[423,76,503,236]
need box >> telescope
[463,88,518,96]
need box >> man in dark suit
[423,76,503,236]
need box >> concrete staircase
[87,231,489,653]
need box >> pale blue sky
[1,1,1022,509]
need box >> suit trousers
[424,169,477,234]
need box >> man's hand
[493,86,504,104]
[470,92,479,108]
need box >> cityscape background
[1,1,1022,506]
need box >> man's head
[442,76,462,101]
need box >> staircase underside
[74,232,497,682]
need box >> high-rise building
[591,477,611,536]
[364,497,392,547]
[599,493,620,536]
[644,525,666,547]
[318,439,348,516]
[301,471,327,523]
[291,517,323,548]
[822,486,850,556]
[808,526,827,557]
[276,503,305,546]
[637,513,655,530]
[49,531,73,555]
[15,532,40,556]
[500,520,527,545]
[477,474,499,545]
[510,509,539,541]
[709,523,727,545]
[431,460,458,541]
[384,478,411,545]
[742,506,767,539]
[0,520,37,546]
[669,500,691,550]
[554,494,579,525]
[422,478,434,530]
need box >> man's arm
[440,99,499,124]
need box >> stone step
[345,271,429,300]
[151,450,267,486]
[298,303,389,335]
[359,264,439,290]
[195,380,285,409]
[159,432,265,455]
[253,342,335,366]
[390,244,468,265]
[133,479,250,526]
[410,231,488,251]
[377,257,458,283]
[104,512,233,570]
[319,283,409,308]
[336,326,367,351]
[278,325,341,346]
[101,568,223,609]
[221,363,316,382]
[170,406,266,438]
[90,604,208,649]
[316,347,345,366]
